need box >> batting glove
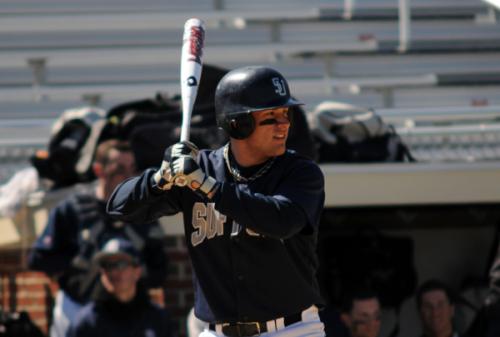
[153,141,199,190]
[170,141,199,159]
[170,155,219,199]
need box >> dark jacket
[67,284,172,337]
[28,191,167,304]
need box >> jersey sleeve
[215,159,325,239]
[107,169,183,224]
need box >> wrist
[150,170,167,194]
[198,176,220,200]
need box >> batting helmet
[215,66,302,139]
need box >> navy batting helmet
[215,66,302,139]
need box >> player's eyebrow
[260,110,275,116]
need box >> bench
[327,74,437,108]
[396,122,500,162]
[376,104,500,125]
[319,0,488,20]
[326,72,500,108]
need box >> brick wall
[0,234,194,337]
[0,271,57,334]
[163,235,194,337]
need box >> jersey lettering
[231,222,262,238]
[191,202,226,246]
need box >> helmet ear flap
[227,114,255,139]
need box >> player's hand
[153,141,199,190]
[170,155,219,199]
[169,141,199,159]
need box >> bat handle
[180,114,191,142]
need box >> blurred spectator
[67,238,172,337]
[339,289,381,337]
[28,139,168,337]
[416,279,459,337]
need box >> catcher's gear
[170,155,219,199]
[215,66,302,139]
[153,141,198,190]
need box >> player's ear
[93,162,104,178]
[133,266,142,281]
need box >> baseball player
[107,66,326,337]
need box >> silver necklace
[223,143,275,183]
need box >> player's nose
[275,115,290,127]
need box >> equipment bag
[309,101,415,163]
[30,107,107,189]
[100,64,318,170]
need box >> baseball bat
[179,18,205,142]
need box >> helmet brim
[242,96,304,114]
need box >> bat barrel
[180,18,205,143]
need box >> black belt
[208,312,302,337]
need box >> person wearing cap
[28,139,168,337]
[108,66,325,337]
[67,238,172,337]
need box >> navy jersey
[108,147,325,323]
[68,286,172,337]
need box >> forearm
[107,169,182,223]
[215,182,309,239]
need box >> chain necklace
[223,143,276,183]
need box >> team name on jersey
[190,202,264,246]
[191,202,227,247]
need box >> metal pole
[343,0,355,19]
[398,0,411,52]
[27,58,47,102]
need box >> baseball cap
[94,238,140,267]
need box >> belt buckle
[222,322,261,337]
[239,322,261,337]
[247,322,261,336]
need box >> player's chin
[272,143,287,156]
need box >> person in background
[416,279,459,337]
[67,238,172,337]
[339,289,382,337]
[28,139,168,337]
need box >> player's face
[100,256,141,302]
[244,107,290,162]
[102,149,137,198]
[419,290,454,337]
[343,298,381,337]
